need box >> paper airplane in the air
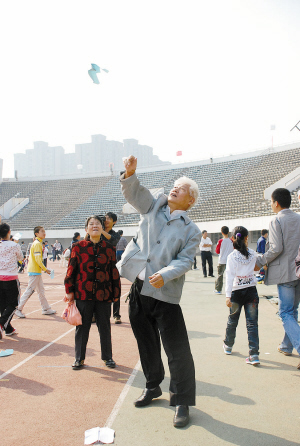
[88,64,109,84]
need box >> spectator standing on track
[71,232,81,249]
[53,240,62,261]
[257,229,268,254]
[0,223,24,338]
[102,212,121,248]
[64,215,121,370]
[42,241,49,268]
[18,241,27,273]
[256,229,268,283]
[116,230,128,262]
[200,230,214,278]
[15,226,56,318]
[223,226,260,366]
[20,241,27,257]
[117,155,201,428]
[256,188,300,370]
[101,212,122,324]
[214,226,233,294]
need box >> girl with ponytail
[223,226,260,366]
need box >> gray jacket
[256,209,300,285]
[117,173,201,304]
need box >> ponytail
[232,226,249,258]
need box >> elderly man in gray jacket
[117,155,201,428]
[256,188,300,369]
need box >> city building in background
[14,134,170,178]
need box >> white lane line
[0,326,76,380]
[14,299,64,317]
[105,359,141,429]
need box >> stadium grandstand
[1,143,300,249]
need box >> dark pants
[128,278,196,406]
[193,257,197,269]
[116,250,124,262]
[43,258,47,267]
[0,280,20,333]
[75,300,112,362]
[113,300,120,318]
[201,251,213,277]
[224,286,259,356]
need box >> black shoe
[114,316,122,324]
[134,387,162,407]
[203,276,207,278]
[173,405,189,428]
[72,360,84,370]
[209,275,215,278]
[104,359,116,368]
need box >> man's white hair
[174,176,199,210]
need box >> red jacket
[215,238,223,254]
[64,239,121,302]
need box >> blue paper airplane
[0,349,14,357]
[88,64,109,84]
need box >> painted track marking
[0,327,76,380]
[105,359,141,428]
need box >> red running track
[0,261,138,446]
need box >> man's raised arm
[120,155,156,214]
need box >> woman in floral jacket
[65,215,121,370]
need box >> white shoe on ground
[15,309,26,318]
[42,308,57,315]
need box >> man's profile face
[36,228,46,240]
[105,215,115,231]
[168,181,194,210]
[271,199,279,214]
[202,231,207,239]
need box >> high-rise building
[14,134,170,178]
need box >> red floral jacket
[64,239,121,302]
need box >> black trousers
[128,279,196,406]
[75,300,112,362]
[112,300,120,318]
[0,280,20,332]
[201,251,213,276]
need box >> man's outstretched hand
[149,273,164,289]
[123,155,137,178]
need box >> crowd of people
[0,156,300,430]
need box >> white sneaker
[42,308,57,315]
[15,309,26,318]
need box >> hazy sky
[1,0,300,177]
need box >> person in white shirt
[223,226,260,366]
[214,226,233,294]
[42,241,49,267]
[199,230,214,277]
[0,223,24,338]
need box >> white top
[43,246,49,259]
[219,238,234,265]
[200,237,212,252]
[0,240,24,276]
[225,248,258,297]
